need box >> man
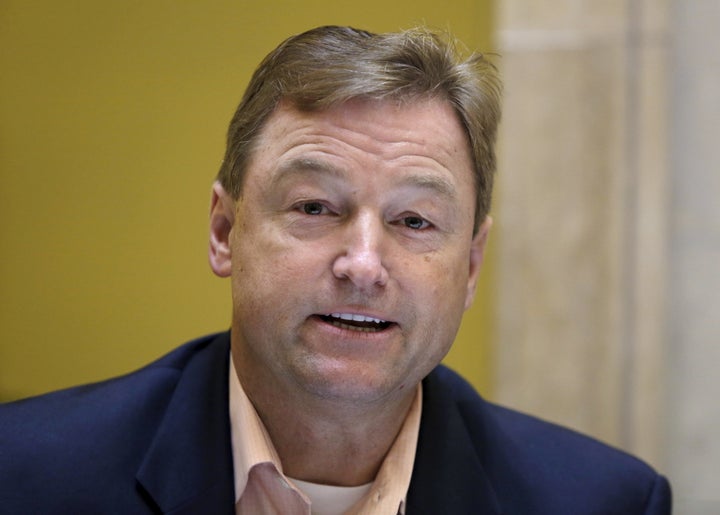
[0,26,670,514]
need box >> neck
[232,351,417,486]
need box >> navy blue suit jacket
[0,332,671,514]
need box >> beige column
[666,2,720,511]
[493,0,670,467]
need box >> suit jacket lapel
[405,368,502,514]
[136,332,235,515]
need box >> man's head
[216,25,501,232]
[209,25,501,407]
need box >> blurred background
[1,1,718,512]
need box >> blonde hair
[217,25,502,230]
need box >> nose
[331,212,389,290]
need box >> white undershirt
[289,478,373,515]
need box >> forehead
[247,97,474,186]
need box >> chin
[295,362,408,404]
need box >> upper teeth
[329,313,386,324]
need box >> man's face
[210,97,490,405]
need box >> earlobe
[464,216,492,310]
[208,181,235,278]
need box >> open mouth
[318,313,393,333]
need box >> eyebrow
[399,172,458,201]
[269,157,458,200]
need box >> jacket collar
[405,366,502,514]
[136,332,235,514]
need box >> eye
[402,216,431,230]
[301,201,327,215]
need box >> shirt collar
[228,356,284,500]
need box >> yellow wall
[0,0,495,401]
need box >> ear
[208,181,236,278]
[464,216,492,310]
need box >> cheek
[419,252,466,289]
[231,227,327,300]
[408,253,470,318]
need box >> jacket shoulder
[420,365,671,513]
[0,332,225,421]
[0,332,230,511]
